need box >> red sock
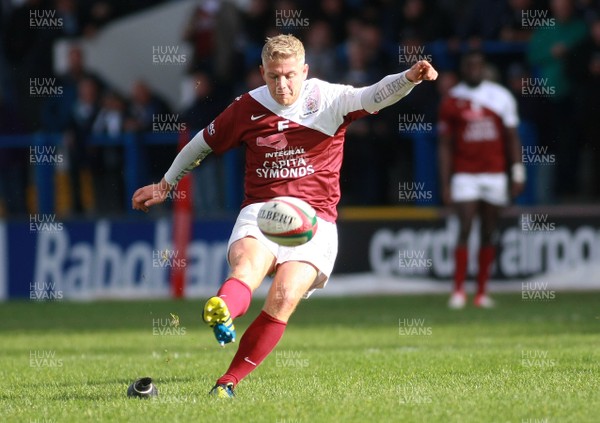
[217,310,286,387]
[476,245,496,296]
[217,278,252,319]
[454,246,468,293]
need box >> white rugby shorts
[227,203,338,297]
[451,172,508,206]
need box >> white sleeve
[163,129,213,186]
[360,71,420,113]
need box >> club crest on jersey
[207,120,216,136]
[256,133,289,150]
[301,87,320,117]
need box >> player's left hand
[406,60,438,83]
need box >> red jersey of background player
[203,78,370,222]
[438,80,519,173]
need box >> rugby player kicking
[132,34,438,397]
[438,51,525,309]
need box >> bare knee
[264,282,304,321]
[263,262,317,322]
[228,238,275,291]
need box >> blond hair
[261,34,305,65]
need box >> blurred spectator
[315,0,349,45]
[92,90,126,138]
[244,67,265,90]
[528,0,587,98]
[0,89,28,217]
[272,0,303,36]
[527,0,587,200]
[304,20,338,81]
[42,45,104,132]
[568,18,600,199]
[340,22,386,84]
[3,0,55,130]
[339,34,383,205]
[183,0,219,73]
[181,72,228,214]
[506,63,555,203]
[64,76,100,215]
[459,0,518,41]
[124,80,173,184]
[499,0,537,42]
[212,1,243,88]
[124,80,169,132]
[395,0,450,42]
[89,90,127,213]
[81,1,114,37]
[241,0,272,47]
[54,0,83,37]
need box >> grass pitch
[0,292,598,422]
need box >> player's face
[461,54,485,87]
[261,56,308,106]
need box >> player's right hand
[132,178,172,212]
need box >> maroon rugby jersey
[438,80,519,174]
[202,79,370,222]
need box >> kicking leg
[212,261,317,395]
[204,237,275,345]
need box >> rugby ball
[257,196,318,246]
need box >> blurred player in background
[438,51,525,309]
[132,34,438,397]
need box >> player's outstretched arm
[131,130,213,212]
[360,60,438,113]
